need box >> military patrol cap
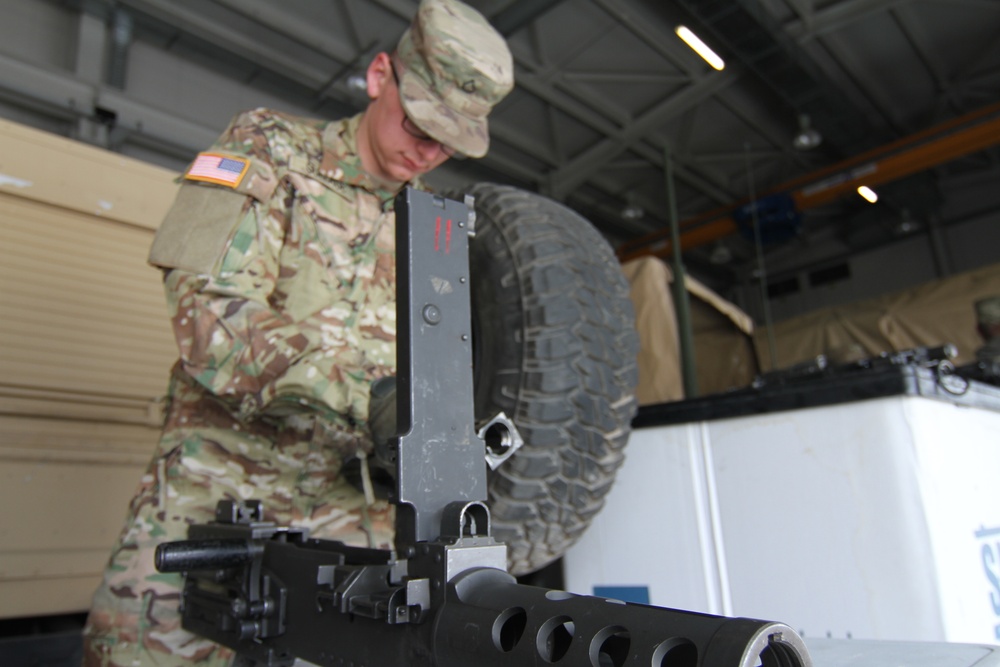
[975,295,1000,326]
[395,0,514,158]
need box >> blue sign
[593,585,650,605]
[975,525,1000,640]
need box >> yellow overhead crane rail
[617,100,1000,262]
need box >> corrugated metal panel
[0,414,158,464]
[0,117,178,230]
[0,119,180,618]
[0,442,150,617]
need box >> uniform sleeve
[160,111,375,428]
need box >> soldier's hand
[368,377,397,473]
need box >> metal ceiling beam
[505,64,737,208]
[583,0,746,205]
[522,0,716,214]
[107,7,133,89]
[0,51,218,157]
[589,0,697,75]
[785,0,908,41]
[891,6,954,122]
[489,0,565,36]
[115,0,341,93]
[673,0,888,154]
[548,70,737,199]
[209,0,375,62]
[710,94,819,172]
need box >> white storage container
[564,389,1000,644]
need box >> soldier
[975,295,1000,363]
[81,1,513,664]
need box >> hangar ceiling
[1,0,998,292]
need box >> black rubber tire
[463,183,639,576]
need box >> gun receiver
[156,188,813,667]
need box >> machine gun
[155,188,813,667]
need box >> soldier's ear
[366,52,393,100]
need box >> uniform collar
[320,113,413,206]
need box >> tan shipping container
[0,118,178,618]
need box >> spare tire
[464,183,639,575]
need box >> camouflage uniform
[82,109,411,667]
[82,1,513,664]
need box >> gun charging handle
[155,539,262,573]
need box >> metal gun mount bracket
[391,189,485,546]
[480,411,523,470]
[156,188,814,667]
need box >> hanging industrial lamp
[793,114,823,150]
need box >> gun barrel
[433,568,811,667]
[155,538,259,573]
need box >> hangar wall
[735,210,1000,324]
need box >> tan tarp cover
[754,262,1000,370]
[623,259,1000,406]
[623,257,757,405]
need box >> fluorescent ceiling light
[676,25,725,71]
[857,185,878,203]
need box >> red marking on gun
[434,217,453,254]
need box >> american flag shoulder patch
[185,152,250,187]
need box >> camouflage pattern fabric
[976,295,1000,326]
[977,338,1000,363]
[83,108,417,666]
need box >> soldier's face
[359,53,451,183]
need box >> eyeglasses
[390,61,460,158]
